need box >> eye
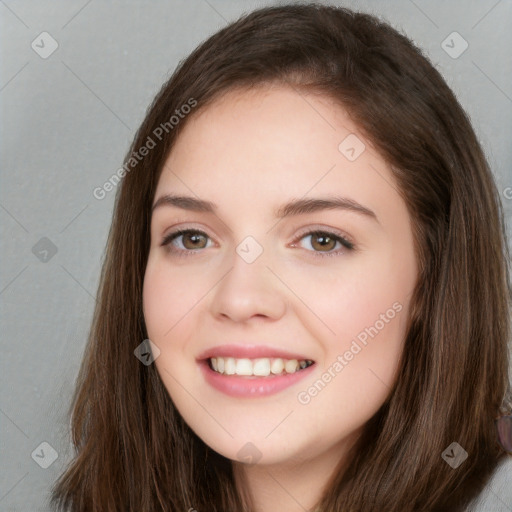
[291,229,355,258]
[160,227,355,258]
[161,229,213,257]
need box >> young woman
[50,3,512,511]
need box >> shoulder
[466,456,512,511]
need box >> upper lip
[196,344,314,361]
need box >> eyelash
[160,228,355,259]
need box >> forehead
[157,86,379,189]
[173,85,357,156]
[150,86,419,278]
[152,85,406,232]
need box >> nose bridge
[235,234,266,266]
[210,233,287,321]
[226,233,274,293]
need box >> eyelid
[159,221,220,246]
[290,224,355,247]
[159,223,356,257]
[159,222,354,244]
[160,226,213,249]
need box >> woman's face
[143,85,418,467]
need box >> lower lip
[198,360,316,398]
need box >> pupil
[314,234,334,250]
[186,233,204,248]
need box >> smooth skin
[143,85,418,512]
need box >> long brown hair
[50,3,511,511]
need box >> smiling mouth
[207,356,315,377]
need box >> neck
[233,431,359,512]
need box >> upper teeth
[210,357,313,376]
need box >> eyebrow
[151,194,378,222]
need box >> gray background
[1,1,511,510]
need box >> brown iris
[181,232,208,250]
[309,232,337,252]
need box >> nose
[209,243,287,323]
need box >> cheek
[142,259,203,397]
[304,256,409,379]
[143,262,169,339]
[294,253,407,337]
[142,257,200,341]
[297,280,406,431]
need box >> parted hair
[50,3,511,511]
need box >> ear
[496,415,512,453]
